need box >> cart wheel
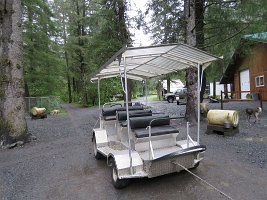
[192,161,200,169]
[111,159,130,189]
[167,97,174,103]
[92,135,103,159]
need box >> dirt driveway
[0,102,266,200]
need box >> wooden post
[259,93,263,110]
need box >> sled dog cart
[91,44,221,188]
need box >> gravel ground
[0,101,266,200]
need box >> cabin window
[255,76,264,87]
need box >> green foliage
[204,0,267,81]
[145,0,184,44]
[22,0,66,98]
[143,0,267,83]
[21,0,267,106]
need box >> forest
[21,0,267,105]
[1,0,267,143]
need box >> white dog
[245,107,262,123]
[51,109,60,115]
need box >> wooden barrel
[207,110,239,127]
[31,107,46,117]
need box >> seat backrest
[117,110,152,121]
[102,105,122,117]
[102,105,144,117]
[129,115,170,129]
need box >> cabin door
[240,69,250,99]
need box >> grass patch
[58,108,68,116]
[70,102,85,108]
[147,95,160,101]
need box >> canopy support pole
[197,64,201,145]
[145,79,148,106]
[98,77,102,128]
[124,56,133,174]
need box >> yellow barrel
[207,110,239,127]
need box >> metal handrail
[186,122,197,147]
[146,126,155,160]
[146,118,197,159]
[146,117,171,160]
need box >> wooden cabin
[220,33,267,101]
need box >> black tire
[92,135,103,159]
[177,100,180,105]
[167,97,174,103]
[111,159,130,189]
[192,161,200,169]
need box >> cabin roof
[220,32,267,84]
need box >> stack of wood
[31,107,47,119]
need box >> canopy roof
[91,43,221,81]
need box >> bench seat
[102,105,144,121]
[104,116,117,121]
[134,125,178,138]
[117,110,152,121]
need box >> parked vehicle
[164,88,187,104]
[91,44,221,188]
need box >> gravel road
[0,101,266,200]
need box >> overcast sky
[129,0,153,47]
[49,0,153,47]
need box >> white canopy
[91,43,221,81]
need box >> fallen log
[31,107,47,119]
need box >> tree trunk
[75,0,87,106]
[195,0,206,103]
[67,75,72,103]
[118,0,132,103]
[62,9,72,103]
[200,70,206,103]
[184,0,197,124]
[184,0,196,47]
[224,84,229,99]
[73,77,76,92]
[213,79,216,98]
[185,66,198,123]
[184,0,205,124]
[0,0,28,145]
[24,82,29,97]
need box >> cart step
[176,139,197,149]
[98,146,128,157]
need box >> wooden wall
[233,43,267,100]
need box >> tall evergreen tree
[0,0,28,145]
[145,0,184,93]
[22,0,64,97]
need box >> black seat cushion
[102,105,122,117]
[102,105,144,117]
[129,115,170,129]
[134,125,178,138]
[117,110,152,121]
[103,115,117,121]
